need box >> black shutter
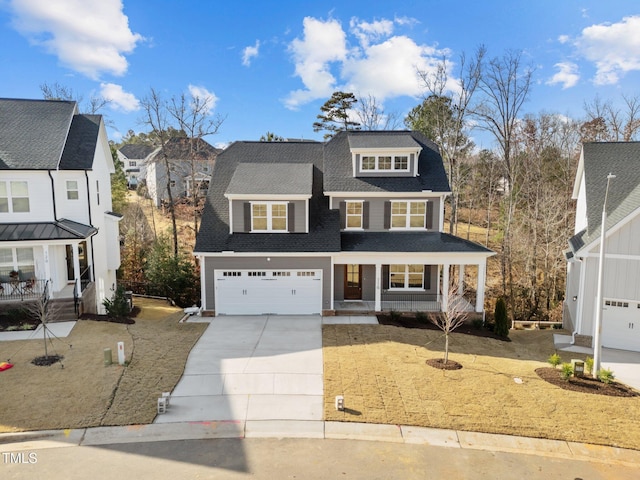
[339,201,346,229]
[288,202,295,232]
[382,265,389,290]
[426,201,434,230]
[362,201,369,229]
[424,265,431,290]
[243,202,251,232]
[384,201,391,229]
[355,154,360,175]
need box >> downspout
[48,170,58,221]
[85,171,96,283]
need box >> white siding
[0,171,55,223]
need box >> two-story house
[194,130,493,316]
[564,142,640,352]
[0,98,121,316]
[145,137,220,207]
[116,143,155,189]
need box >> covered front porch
[332,256,488,314]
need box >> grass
[0,298,206,433]
[323,324,640,451]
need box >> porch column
[476,262,486,313]
[42,245,51,285]
[374,263,382,311]
[442,263,450,311]
[199,255,206,311]
[72,243,81,293]
[458,264,465,295]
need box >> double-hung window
[66,180,79,200]
[391,201,426,228]
[345,201,363,229]
[252,202,287,232]
[0,247,35,278]
[0,181,30,213]
[389,265,424,289]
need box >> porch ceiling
[0,219,97,242]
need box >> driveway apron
[154,315,323,424]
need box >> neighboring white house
[145,137,220,207]
[564,142,640,352]
[194,131,494,316]
[0,98,121,316]
[116,143,155,189]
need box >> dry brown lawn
[323,324,640,450]
[0,298,206,433]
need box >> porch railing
[0,278,48,302]
[380,292,441,312]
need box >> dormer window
[360,155,409,172]
[251,202,287,232]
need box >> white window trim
[359,154,411,172]
[390,200,427,230]
[250,201,288,233]
[388,264,425,291]
[345,200,364,230]
[0,180,30,214]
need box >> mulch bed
[79,306,141,325]
[426,358,463,370]
[377,314,510,341]
[31,354,64,367]
[535,367,639,397]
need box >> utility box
[124,291,133,312]
[571,359,585,377]
[104,348,112,366]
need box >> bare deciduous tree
[428,288,474,365]
[40,81,110,114]
[581,94,640,142]
[355,94,401,130]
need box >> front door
[65,242,89,282]
[344,264,362,300]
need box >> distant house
[116,143,155,189]
[194,130,494,316]
[564,142,640,352]
[145,137,220,207]
[0,98,121,316]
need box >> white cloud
[188,85,218,114]
[546,62,580,89]
[349,17,394,47]
[285,17,348,109]
[574,15,640,85]
[558,35,570,44]
[285,16,446,110]
[242,40,260,66]
[9,0,143,79]
[100,82,139,112]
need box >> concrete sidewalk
[154,315,326,425]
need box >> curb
[1,421,639,467]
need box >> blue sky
[1,1,639,148]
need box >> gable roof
[195,141,340,253]
[0,98,77,170]
[149,137,221,161]
[119,143,155,160]
[59,114,102,170]
[323,130,450,193]
[226,163,313,196]
[571,142,640,252]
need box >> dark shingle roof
[0,98,76,169]
[226,163,313,196]
[150,137,220,161]
[59,115,101,170]
[341,231,493,253]
[195,141,340,253]
[0,219,97,242]
[577,142,640,250]
[324,130,450,193]
[348,132,421,149]
[119,143,155,160]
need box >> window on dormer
[251,202,287,232]
[360,155,410,172]
[391,201,426,229]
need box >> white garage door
[214,269,322,315]
[602,299,640,351]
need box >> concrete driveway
[602,348,640,392]
[154,315,324,426]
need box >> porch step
[47,298,79,323]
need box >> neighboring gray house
[0,98,121,316]
[194,130,494,316]
[116,143,155,189]
[564,142,640,352]
[146,137,220,207]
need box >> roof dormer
[348,133,422,178]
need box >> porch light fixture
[573,296,577,301]
[335,395,344,411]
[593,173,615,379]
